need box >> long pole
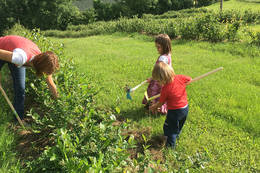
[147,67,224,101]
[0,84,25,129]
[220,0,223,11]
[130,80,147,92]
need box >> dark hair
[155,34,172,55]
[32,51,59,76]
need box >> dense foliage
[0,0,81,35]
[43,8,260,45]
[92,0,219,21]
[0,0,222,35]
[4,25,139,172]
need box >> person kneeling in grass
[0,35,59,120]
[149,62,191,148]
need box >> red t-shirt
[159,75,192,110]
[0,35,41,62]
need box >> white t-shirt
[11,48,31,67]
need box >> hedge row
[44,13,242,42]
[144,8,260,24]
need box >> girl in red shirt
[150,62,192,148]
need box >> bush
[248,31,260,46]
[4,25,135,172]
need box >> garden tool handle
[130,80,147,92]
[0,84,25,129]
[147,67,224,101]
[186,67,223,85]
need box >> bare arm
[46,75,58,99]
[0,49,12,63]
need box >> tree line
[0,0,220,35]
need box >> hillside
[207,0,260,11]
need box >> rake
[145,67,224,101]
[125,80,147,100]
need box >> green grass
[0,69,22,173]
[207,0,260,12]
[250,24,260,32]
[51,33,260,171]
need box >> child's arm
[46,75,59,99]
[146,77,152,83]
[186,77,193,85]
[149,101,164,112]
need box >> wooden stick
[130,80,147,92]
[186,67,223,85]
[147,67,224,101]
[0,84,25,129]
[147,94,160,101]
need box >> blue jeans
[163,105,189,148]
[0,60,25,120]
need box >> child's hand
[146,78,152,83]
[149,103,158,112]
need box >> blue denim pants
[163,105,189,148]
[0,60,25,120]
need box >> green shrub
[178,18,199,40]
[248,31,260,46]
[4,25,135,172]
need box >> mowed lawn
[52,33,260,171]
[207,0,260,12]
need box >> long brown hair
[32,51,59,76]
[155,34,172,55]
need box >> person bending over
[0,35,59,120]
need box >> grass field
[0,0,259,171]
[51,33,260,171]
[0,71,22,172]
[207,0,260,12]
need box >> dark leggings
[163,105,189,148]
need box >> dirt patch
[122,127,151,143]
[13,123,54,166]
[122,126,166,162]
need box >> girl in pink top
[142,34,172,114]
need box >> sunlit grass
[51,33,260,171]
[207,0,260,12]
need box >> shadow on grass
[172,39,194,46]
[119,106,158,122]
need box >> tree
[0,0,81,32]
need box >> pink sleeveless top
[0,35,41,62]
